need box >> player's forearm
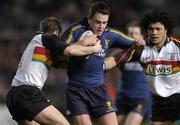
[63,44,99,56]
[76,39,96,46]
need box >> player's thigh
[33,105,70,125]
[98,112,118,125]
[73,114,92,125]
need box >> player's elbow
[63,46,73,56]
[63,45,79,57]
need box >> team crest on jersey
[105,39,110,48]
[147,64,172,75]
[167,53,177,60]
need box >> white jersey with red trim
[140,38,180,97]
[12,34,52,89]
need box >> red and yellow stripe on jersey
[32,46,52,68]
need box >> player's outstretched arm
[104,43,144,70]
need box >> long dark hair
[140,9,175,36]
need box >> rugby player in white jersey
[5,17,101,125]
[104,9,180,125]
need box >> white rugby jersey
[12,34,52,89]
[140,38,180,97]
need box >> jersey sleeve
[61,25,82,44]
[170,37,180,48]
[42,34,68,67]
[112,45,143,65]
[108,29,135,49]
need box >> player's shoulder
[67,24,83,33]
[67,18,88,32]
[170,36,180,43]
[42,33,59,42]
[170,36,180,48]
[32,33,42,43]
[72,23,84,31]
[107,27,122,34]
[107,27,134,40]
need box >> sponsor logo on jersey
[147,64,172,75]
[95,48,105,57]
[105,39,110,48]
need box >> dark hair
[140,9,175,36]
[88,1,110,19]
[40,17,62,34]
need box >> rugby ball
[79,30,93,40]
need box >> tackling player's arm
[42,34,101,57]
[64,41,101,56]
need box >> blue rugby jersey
[116,61,150,99]
[61,17,135,87]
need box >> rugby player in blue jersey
[61,2,145,125]
[114,22,152,125]
[104,9,180,125]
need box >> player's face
[147,22,167,47]
[128,26,143,40]
[88,12,109,36]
